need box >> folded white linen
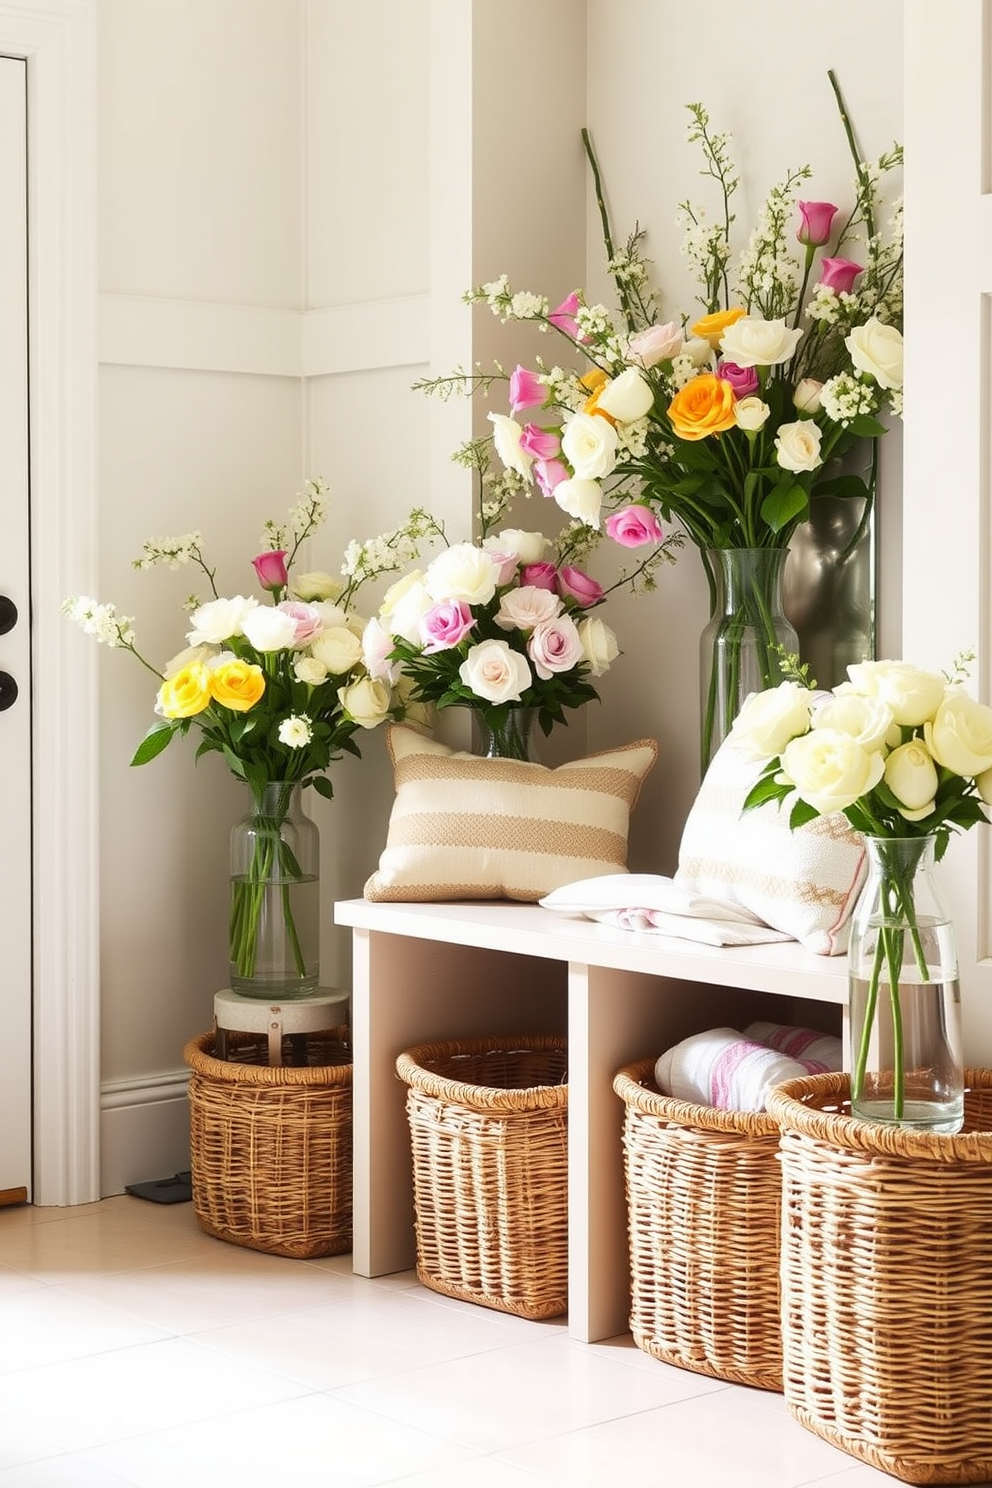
[654,1027,810,1112]
[745,1020,844,1074]
[586,907,792,947]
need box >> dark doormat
[125,1171,192,1204]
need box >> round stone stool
[213,987,350,1067]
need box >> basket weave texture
[766,1070,992,1485]
[395,1035,568,1320]
[184,1030,352,1259]
[613,1057,783,1390]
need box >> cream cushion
[674,733,867,955]
[364,725,658,903]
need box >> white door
[0,52,31,1201]
[904,1,992,1062]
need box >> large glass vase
[847,834,963,1134]
[229,781,320,999]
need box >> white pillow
[674,734,867,955]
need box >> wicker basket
[766,1070,992,1485]
[612,1058,783,1391]
[395,1034,568,1320]
[184,1029,353,1259]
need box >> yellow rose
[156,662,212,719]
[209,660,265,712]
[690,306,745,349]
[667,374,737,441]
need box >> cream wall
[93,0,903,1192]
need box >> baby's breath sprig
[339,506,445,602]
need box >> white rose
[595,367,655,423]
[813,692,893,753]
[847,660,946,728]
[775,420,823,473]
[495,585,561,631]
[310,626,364,675]
[425,543,499,607]
[884,740,938,818]
[561,411,619,480]
[718,316,803,368]
[846,318,903,390]
[578,615,619,677]
[290,570,343,603]
[793,379,824,414]
[780,728,886,816]
[553,477,603,528]
[492,529,547,566]
[337,676,393,729]
[682,336,713,367]
[925,691,992,777]
[240,604,299,652]
[488,412,535,479]
[380,570,431,645]
[294,655,329,685]
[310,600,349,629]
[734,397,770,432]
[730,681,814,760]
[458,638,531,704]
[186,595,258,645]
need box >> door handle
[0,671,17,711]
[0,596,15,635]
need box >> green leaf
[846,414,888,439]
[789,797,820,830]
[760,481,809,533]
[311,775,335,801]
[130,722,176,767]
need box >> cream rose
[560,411,619,480]
[596,367,655,423]
[718,316,803,368]
[293,655,329,685]
[290,571,343,603]
[337,676,392,729]
[310,625,364,675]
[734,397,770,432]
[458,638,531,704]
[553,477,603,528]
[775,420,823,473]
[793,379,824,414]
[847,660,946,728]
[925,691,992,777]
[488,412,535,479]
[884,740,938,819]
[425,543,499,606]
[186,595,258,646]
[577,615,619,677]
[780,728,886,816]
[813,692,893,753]
[492,529,547,566]
[846,318,904,390]
[163,642,219,678]
[380,570,431,645]
[730,681,814,759]
[495,585,561,631]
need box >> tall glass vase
[229,781,320,999]
[847,834,963,1134]
[699,546,799,774]
[476,707,536,761]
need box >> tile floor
[0,1196,932,1487]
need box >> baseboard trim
[99,1069,191,1199]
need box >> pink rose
[533,458,568,497]
[519,424,561,461]
[716,359,760,399]
[604,505,664,548]
[508,365,545,415]
[480,545,520,586]
[528,614,584,680]
[549,292,584,341]
[817,257,863,295]
[252,550,288,593]
[627,321,683,368]
[419,600,476,653]
[557,565,604,608]
[520,561,558,591]
[276,600,323,646]
[797,200,838,247]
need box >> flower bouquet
[63,480,438,994]
[733,656,992,1131]
[425,70,903,767]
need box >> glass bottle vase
[847,834,963,1134]
[699,546,799,774]
[229,781,320,999]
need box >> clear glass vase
[229,781,320,999]
[699,547,799,774]
[476,707,536,761]
[848,834,963,1134]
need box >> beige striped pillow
[364,725,658,903]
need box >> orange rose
[667,374,737,441]
[209,659,266,712]
[691,306,745,349]
[579,367,608,394]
